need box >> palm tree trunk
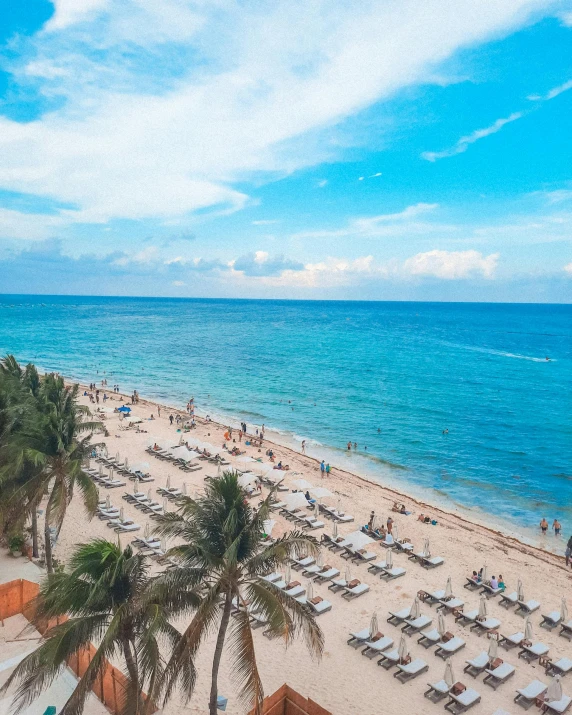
[209,590,232,715]
[31,508,39,558]
[122,637,143,715]
[44,505,53,574]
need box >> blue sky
[0,1,571,301]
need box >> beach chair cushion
[343,583,370,599]
[403,615,432,631]
[483,662,515,688]
[315,568,339,580]
[382,566,406,579]
[516,679,547,701]
[545,695,572,714]
[436,636,466,654]
[451,688,481,707]
[388,608,411,623]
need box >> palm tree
[155,471,324,715]
[1,539,187,715]
[16,373,102,572]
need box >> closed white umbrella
[398,635,409,662]
[393,524,399,543]
[445,576,453,600]
[562,598,568,623]
[105,495,111,509]
[115,451,120,462]
[546,675,563,703]
[369,612,379,638]
[119,507,124,521]
[437,612,446,637]
[478,595,488,620]
[481,564,488,583]
[144,522,150,539]
[147,488,152,501]
[217,463,222,477]
[386,549,393,569]
[316,552,324,568]
[167,475,171,490]
[262,519,275,536]
[332,522,338,538]
[524,616,534,642]
[124,457,129,470]
[161,538,167,553]
[162,498,168,513]
[134,478,139,494]
[99,464,103,476]
[411,596,421,620]
[344,565,352,583]
[487,635,498,660]
[422,538,430,558]
[517,579,525,601]
[109,467,114,480]
[306,581,314,602]
[285,565,291,584]
[444,660,455,688]
[183,482,188,496]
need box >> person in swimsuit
[540,518,549,534]
[553,519,561,536]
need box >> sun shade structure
[117,405,131,413]
[284,492,310,510]
[343,530,374,550]
[292,479,314,490]
[309,487,333,499]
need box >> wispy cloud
[527,79,572,102]
[421,112,523,162]
[252,220,279,226]
[403,249,498,279]
[358,172,382,181]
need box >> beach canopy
[309,486,333,499]
[343,530,374,550]
[262,519,275,536]
[117,405,131,413]
[131,461,150,472]
[292,478,314,490]
[284,492,310,510]
[369,612,378,638]
[238,473,258,488]
[444,660,455,688]
[546,675,563,703]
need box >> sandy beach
[47,386,572,715]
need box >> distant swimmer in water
[443,429,449,434]
[546,356,550,361]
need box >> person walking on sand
[169,414,174,426]
[387,516,394,534]
[325,463,331,476]
[553,518,562,536]
[540,517,549,534]
[320,460,325,478]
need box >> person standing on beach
[540,517,549,534]
[238,429,242,442]
[320,460,325,478]
[301,440,306,454]
[157,405,161,417]
[553,519,562,536]
[347,441,352,451]
[387,516,394,534]
[325,463,331,476]
[169,414,174,426]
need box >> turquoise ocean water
[1,295,570,539]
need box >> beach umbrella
[307,581,314,602]
[332,522,338,538]
[119,507,124,521]
[134,478,139,494]
[393,524,399,543]
[161,538,167,553]
[284,492,311,511]
[411,596,421,620]
[546,675,563,703]
[398,635,409,662]
[167,475,172,490]
[162,498,168,513]
[421,538,430,558]
[316,552,324,568]
[445,576,453,600]
[481,564,488,583]
[369,612,379,639]
[524,616,534,642]
[116,532,122,549]
[478,595,488,620]
[109,467,114,480]
[144,523,150,539]
[487,635,498,661]
[517,579,525,601]
[309,487,333,500]
[285,565,291,584]
[345,565,352,583]
[386,549,393,570]
[437,612,446,637]
[147,488,152,501]
[262,519,275,536]
[99,464,103,476]
[337,498,342,513]
[105,495,111,509]
[343,530,374,550]
[179,435,184,446]
[444,660,455,688]
[217,463,222,477]
[124,457,129,470]
[293,478,314,490]
[562,598,568,623]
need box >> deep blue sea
[1,295,570,540]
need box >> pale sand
[47,389,571,714]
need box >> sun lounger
[328,577,348,593]
[394,658,429,683]
[425,679,451,702]
[438,598,465,613]
[540,611,562,630]
[379,535,395,548]
[518,641,549,663]
[514,679,548,710]
[106,518,135,528]
[417,627,442,649]
[292,556,315,570]
[483,662,515,689]
[544,695,572,714]
[368,559,390,574]
[464,651,490,678]
[402,614,432,635]
[464,576,481,591]
[423,589,446,606]
[471,617,501,636]
[387,607,411,625]
[303,519,325,531]
[394,540,414,553]
[114,522,141,532]
[307,598,332,615]
[269,501,287,511]
[249,612,268,629]
[361,635,394,659]
[435,636,466,658]
[516,599,541,616]
[545,657,572,677]
[480,582,504,598]
[284,585,305,598]
[261,572,282,583]
[499,591,519,609]
[561,620,572,641]
[377,648,400,669]
[301,563,323,576]
[421,556,445,569]
[444,688,481,713]
[351,550,377,564]
[334,513,354,523]
[456,609,479,627]
[328,538,353,552]
[342,583,370,600]
[380,566,406,580]
[499,630,524,650]
[313,567,340,582]
[347,627,371,649]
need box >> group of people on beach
[540,517,561,536]
[469,569,506,591]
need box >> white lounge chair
[377,648,400,669]
[518,641,549,663]
[284,585,305,598]
[464,651,489,678]
[545,657,572,677]
[514,679,547,710]
[261,572,281,583]
[380,566,406,580]
[361,635,394,659]
[387,607,411,625]
[368,559,390,574]
[342,583,370,600]
[483,662,516,690]
[499,631,524,650]
[291,556,315,570]
[314,567,340,582]
[307,598,332,615]
[347,627,371,649]
[328,577,348,592]
[425,679,451,702]
[424,589,446,606]
[394,658,429,682]
[421,555,445,569]
[444,688,481,713]
[561,620,572,641]
[471,617,501,636]
[541,611,562,630]
[455,608,479,627]
[499,591,519,609]
[402,614,432,634]
[516,599,541,616]
[544,695,572,714]
[434,636,466,658]
[438,597,465,613]
[417,627,442,649]
[114,522,141,532]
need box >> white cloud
[0,208,65,240]
[422,112,523,161]
[559,12,572,26]
[252,220,278,225]
[317,179,328,187]
[0,0,555,226]
[564,262,572,275]
[527,79,572,101]
[403,249,499,279]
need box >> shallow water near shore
[1,295,571,541]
